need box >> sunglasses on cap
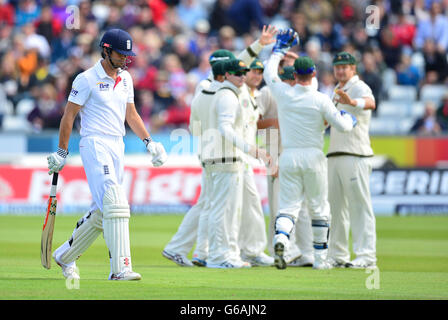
[228,71,247,77]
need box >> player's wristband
[57,147,69,158]
[354,98,366,109]
[143,137,152,147]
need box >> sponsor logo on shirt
[97,82,110,91]
[70,88,78,96]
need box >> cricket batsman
[47,28,167,280]
[263,29,357,270]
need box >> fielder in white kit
[327,52,377,269]
[47,29,167,280]
[205,58,271,268]
[263,29,357,270]
[237,59,274,267]
[162,25,277,267]
[257,65,314,267]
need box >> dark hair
[296,73,313,81]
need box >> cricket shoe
[283,248,302,264]
[313,249,333,270]
[53,247,80,280]
[328,258,352,268]
[288,255,314,267]
[109,268,141,281]
[192,254,207,267]
[241,252,274,267]
[348,258,376,269]
[207,259,251,269]
[162,250,194,267]
[273,234,288,270]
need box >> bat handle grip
[50,173,59,197]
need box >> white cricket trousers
[238,164,268,258]
[267,174,313,260]
[277,148,330,223]
[327,156,376,264]
[164,169,211,259]
[80,135,125,212]
[206,165,243,266]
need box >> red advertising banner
[0,166,269,214]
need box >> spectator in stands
[35,5,62,46]
[414,1,448,52]
[176,0,208,30]
[290,12,312,47]
[436,92,448,131]
[189,50,212,82]
[298,0,333,34]
[0,0,14,26]
[137,89,155,129]
[410,101,443,135]
[0,50,18,109]
[226,0,266,35]
[315,18,346,52]
[27,83,63,132]
[152,70,177,116]
[0,23,13,56]
[396,50,422,86]
[188,19,212,58]
[360,51,383,115]
[422,39,448,84]
[15,0,40,27]
[22,22,51,60]
[318,71,335,97]
[50,27,75,64]
[208,0,234,35]
[218,25,236,52]
[162,53,188,99]
[390,10,416,48]
[171,34,198,72]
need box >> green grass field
[0,215,447,300]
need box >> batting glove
[145,138,168,167]
[340,110,357,127]
[273,28,299,55]
[47,147,68,175]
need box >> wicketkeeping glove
[145,138,168,167]
[340,110,357,127]
[47,147,68,175]
[273,28,299,55]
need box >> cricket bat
[41,172,59,269]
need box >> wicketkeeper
[263,29,357,270]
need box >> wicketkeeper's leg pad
[102,185,132,275]
[312,219,329,249]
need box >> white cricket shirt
[328,75,375,156]
[264,53,353,150]
[68,59,134,137]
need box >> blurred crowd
[0,0,447,134]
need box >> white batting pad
[103,185,132,274]
[59,210,103,264]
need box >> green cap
[332,51,356,65]
[209,49,236,65]
[223,59,250,74]
[279,66,295,80]
[249,59,264,70]
[211,60,226,76]
[294,56,315,75]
